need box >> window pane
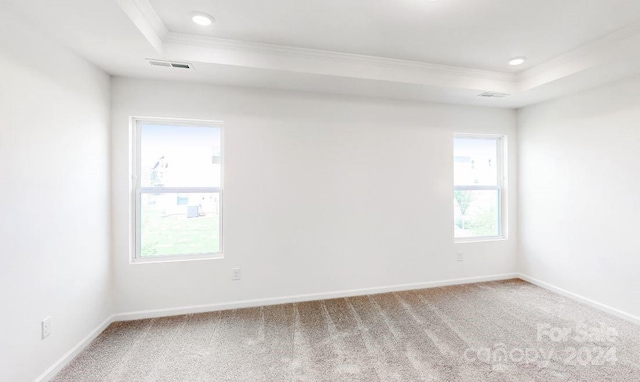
[454,190,500,238]
[140,192,221,257]
[454,138,498,186]
[140,124,221,188]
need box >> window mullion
[140,187,221,194]
[453,185,499,191]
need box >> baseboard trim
[37,273,518,381]
[517,273,640,325]
[113,273,518,321]
[35,314,115,382]
[37,272,640,381]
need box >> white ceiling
[6,0,640,108]
[150,0,640,72]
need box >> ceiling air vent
[478,91,510,98]
[148,60,193,69]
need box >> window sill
[130,253,224,265]
[455,236,507,244]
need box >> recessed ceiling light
[509,57,527,66]
[192,12,214,26]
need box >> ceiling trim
[517,20,640,81]
[117,0,167,52]
[118,0,516,94]
[516,19,640,91]
[164,32,516,83]
[118,0,640,101]
[162,34,517,94]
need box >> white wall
[518,75,640,319]
[0,9,112,382]
[111,77,518,314]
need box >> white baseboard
[36,273,517,381]
[517,273,640,325]
[113,273,519,321]
[37,272,640,382]
[35,315,115,382]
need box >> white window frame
[454,133,507,243]
[130,117,224,264]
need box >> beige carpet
[53,279,640,381]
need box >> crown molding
[164,32,516,83]
[118,0,640,99]
[118,0,516,94]
[516,20,640,90]
[162,33,517,93]
[117,0,168,53]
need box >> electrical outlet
[457,251,463,262]
[42,317,51,339]
[232,267,241,281]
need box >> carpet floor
[53,279,640,381]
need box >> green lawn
[141,207,220,257]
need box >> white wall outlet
[232,267,241,281]
[42,317,51,339]
[457,251,463,262]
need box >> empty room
[2,0,640,381]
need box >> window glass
[453,136,503,240]
[134,120,223,260]
[454,190,500,238]
[453,138,498,186]
[140,124,222,188]
[140,192,221,257]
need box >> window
[453,135,505,240]
[133,118,223,261]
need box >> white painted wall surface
[111,77,517,314]
[518,76,640,319]
[0,10,112,382]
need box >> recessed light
[192,12,214,26]
[509,57,527,66]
